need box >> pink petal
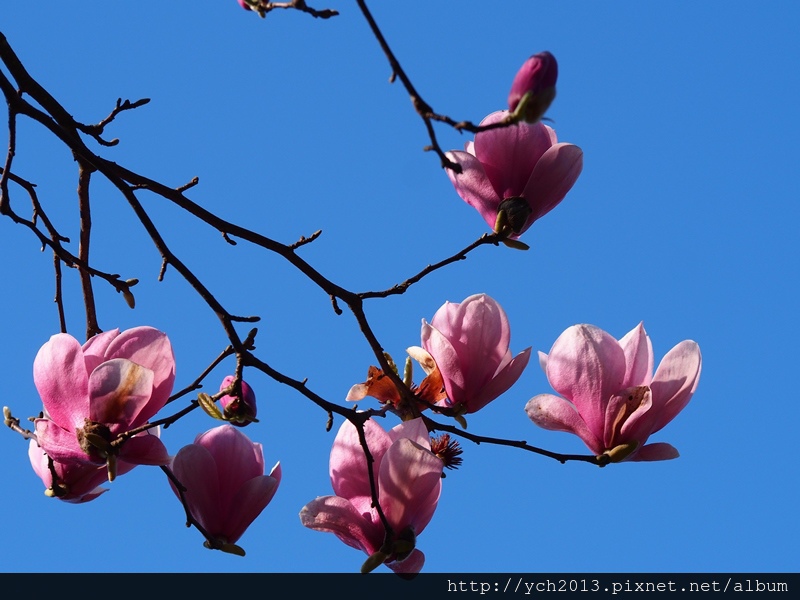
[649,340,702,433]
[469,346,532,413]
[104,326,176,423]
[425,294,514,407]
[545,324,626,442]
[330,419,391,508]
[445,150,501,230]
[521,142,583,225]
[387,418,431,450]
[421,323,465,405]
[88,359,155,429]
[618,322,654,387]
[33,334,89,431]
[196,425,265,481]
[525,394,603,454]
[387,549,425,574]
[300,495,382,556]
[118,431,171,466]
[171,443,224,537]
[473,111,555,199]
[81,329,120,374]
[34,418,94,465]
[221,469,281,543]
[630,442,680,461]
[28,439,108,501]
[378,438,442,535]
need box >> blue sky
[1,1,798,573]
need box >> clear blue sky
[2,1,798,573]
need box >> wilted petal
[104,326,176,422]
[344,366,402,406]
[88,359,155,428]
[406,346,436,375]
[525,394,603,454]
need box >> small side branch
[359,233,502,299]
[422,415,608,466]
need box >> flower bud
[219,376,258,427]
[508,51,558,123]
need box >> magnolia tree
[1,1,701,574]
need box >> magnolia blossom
[410,293,531,414]
[170,425,281,547]
[508,51,558,123]
[446,110,582,237]
[300,418,443,574]
[33,326,176,473]
[219,375,258,426]
[28,439,134,503]
[526,323,702,461]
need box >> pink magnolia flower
[28,439,135,503]
[33,326,176,473]
[446,110,582,237]
[237,0,253,10]
[525,323,702,461]
[219,375,258,427]
[300,418,443,574]
[508,51,558,123]
[170,425,281,547]
[411,293,531,414]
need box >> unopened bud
[508,51,558,123]
[219,376,258,427]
